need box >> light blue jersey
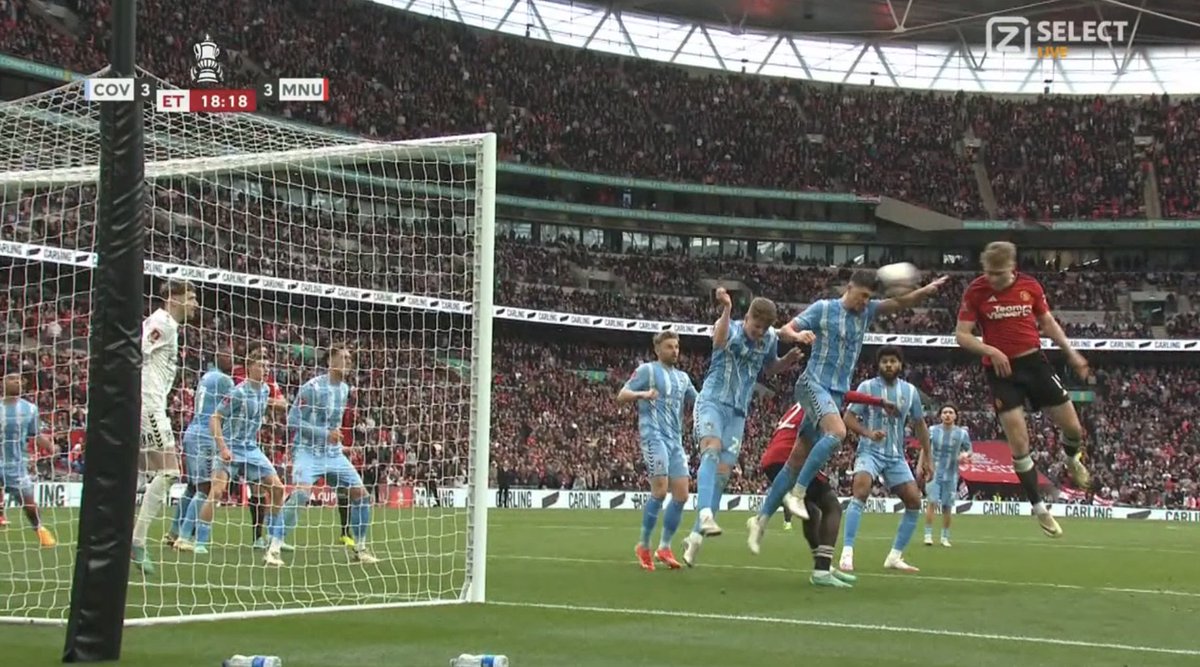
[929,424,972,482]
[215,381,270,454]
[698,321,779,414]
[288,374,350,457]
[184,369,234,441]
[0,398,39,482]
[848,376,924,460]
[625,362,697,445]
[792,298,882,394]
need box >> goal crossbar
[0,137,489,185]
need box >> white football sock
[132,474,172,547]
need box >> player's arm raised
[616,364,657,403]
[764,337,803,376]
[779,301,819,345]
[877,275,949,316]
[1033,291,1089,379]
[711,287,733,348]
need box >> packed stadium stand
[3,0,1200,221]
[2,0,1199,517]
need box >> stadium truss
[393,0,1200,94]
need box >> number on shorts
[776,404,804,430]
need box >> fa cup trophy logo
[191,34,224,85]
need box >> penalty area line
[491,600,1200,657]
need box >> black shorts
[986,352,1070,413]
[762,463,835,508]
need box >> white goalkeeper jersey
[141,308,180,415]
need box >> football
[875,262,921,295]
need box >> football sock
[1062,433,1083,459]
[1012,454,1042,504]
[132,474,171,548]
[639,495,664,548]
[659,498,684,549]
[843,498,865,549]
[796,431,841,488]
[759,463,796,519]
[187,492,207,544]
[349,495,371,544]
[21,495,40,530]
[813,544,834,572]
[281,490,311,536]
[695,449,718,517]
[169,484,195,538]
[893,508,920,551]
[337,487,351,537]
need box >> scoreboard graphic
[81,34,328,112]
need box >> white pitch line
[491,553,1200,599]
[489,522,1199,555]
[490,600,1200,657]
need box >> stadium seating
[3,1,1200,220]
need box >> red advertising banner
[959,441,1052,486]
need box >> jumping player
[761,270,945,522]
[839,346,932,573]
[684,288,802,568]
[132,280,199,575]
[0,373,56,547]
[617,331,697,571]
[924,404,972,547]
[955,241,1090,538]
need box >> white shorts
[140,410,176,452]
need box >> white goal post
[0,75,495,625]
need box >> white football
[875,262,920,293]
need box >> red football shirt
[760,404,805,470]
[957,272,1048,362]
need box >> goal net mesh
[0,74,492,623]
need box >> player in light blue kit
[281,346,378,564]
[204,352,288,567]
[617,330,697,571]
[0,373,56,547]
[170,347,234,554]
[838,346,932,573]
[924,404,973,547]
[682,288,802,568]
[761,270,945,522]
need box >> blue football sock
[639,495,664,548]
[659,498,684,548]
[169,487,194,538]
[281,490,310,537]
[196,516,213,548]
[941,528,951,541]
[843,498,865,549]
[268,509,285,541]
[796,431,841,488]
[924,525,933,538]
[180,491,205,541]
[759,463,797,519]
[692,449,719,533]
[710,471,730,518]
[894,509,920,552]
[349,495,371,543]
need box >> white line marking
[491,523,1198,554]
[491,554,1200,599]
[491,600,1200,657]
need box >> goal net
[0,73,495,624]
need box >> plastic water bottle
[222,656,282,667]
[450,654,508,667]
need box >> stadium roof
[605,0,1200,46]
[394,0,1200,94]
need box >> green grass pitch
[1,509,1198,666]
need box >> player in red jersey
[233,342,291,550]
[956,241,1090,538]
[748,392,894,587]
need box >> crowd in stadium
[3,273,1198,511]
[4,0,1200,221]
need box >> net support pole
[63,0,145,660]
[466,133,496,603]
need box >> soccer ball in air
[875,262,920,296]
